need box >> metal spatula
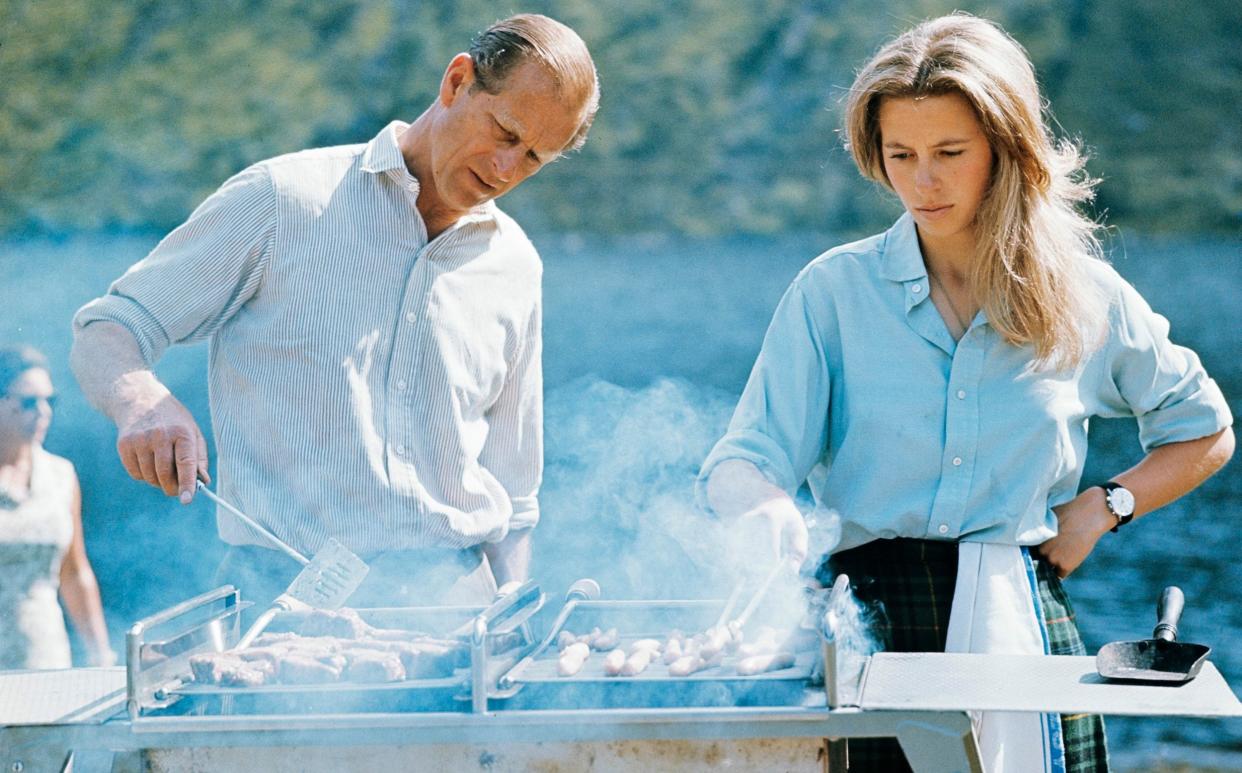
[196,481,369,612]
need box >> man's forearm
[72,320,211,498]
[483,527,533,587]
[71,321,167,423]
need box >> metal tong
[497,578,601,690]
[726,558,796,632]
[196,481,369,648]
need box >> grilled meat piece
[278,653,344,684]
[189,652,272,687]
[299,608,373,639]
[344,650,405,683]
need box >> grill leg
[826,738,848,771]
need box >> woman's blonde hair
[845,13,1105,368]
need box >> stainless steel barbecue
[1,577,1238,773]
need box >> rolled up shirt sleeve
[479,295,543,533]
[696,279,833,511]
[1096,278,1232,451]
[73,164,276,365]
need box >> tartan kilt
[818,538,1109,773]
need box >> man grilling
[71,14,599,607]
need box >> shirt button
[396,379,407,390]
[952,457,962,466]
[395,444,406,456]
[405,312,416,323]
[938,524,949,535]
[956,389,966,399]
[912,284,922,294]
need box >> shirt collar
[359,120,499,229]
[878,212,928,283]
[359,121,410,176]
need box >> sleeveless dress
[0,447,75,669]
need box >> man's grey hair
[468,14,599,151]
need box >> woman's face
[878,92,994,261]
[0,367,55,446]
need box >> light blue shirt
[698,214,1232,551]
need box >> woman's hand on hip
[1037,487,1115,578]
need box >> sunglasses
[5,394,57,412]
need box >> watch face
[1108,487,1136,517]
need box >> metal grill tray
[515,647,815,684]
[496,598,819,710]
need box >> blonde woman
[698,14,1233,772]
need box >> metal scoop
[196,481,369,613]
[1096,586,1211,684]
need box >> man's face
[428,58,583,213]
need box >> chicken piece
[628,638,662,655]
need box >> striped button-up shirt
[75,122,543,557]
[698,213,1231,551]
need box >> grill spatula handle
[196,480,309,566]
[1153,585,1185,642]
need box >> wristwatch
[1101,481,1136,532]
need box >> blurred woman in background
[698,13,1233,772]
[0,346,112,668]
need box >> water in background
[2,230,1239,769]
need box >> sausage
[736,651,796,676]
[592,628,620,650]
[699,626,730,660]
[620,648,652,676]
[662,637,684,664]
[668,654,705,677]
[557,641,591,676]
[602,648,627,676]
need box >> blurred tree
[0,0,1237,236]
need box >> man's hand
[1037,487,1114,578]
[72,321,211,503]
[483,527,532,588]
[113,376,210,503]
